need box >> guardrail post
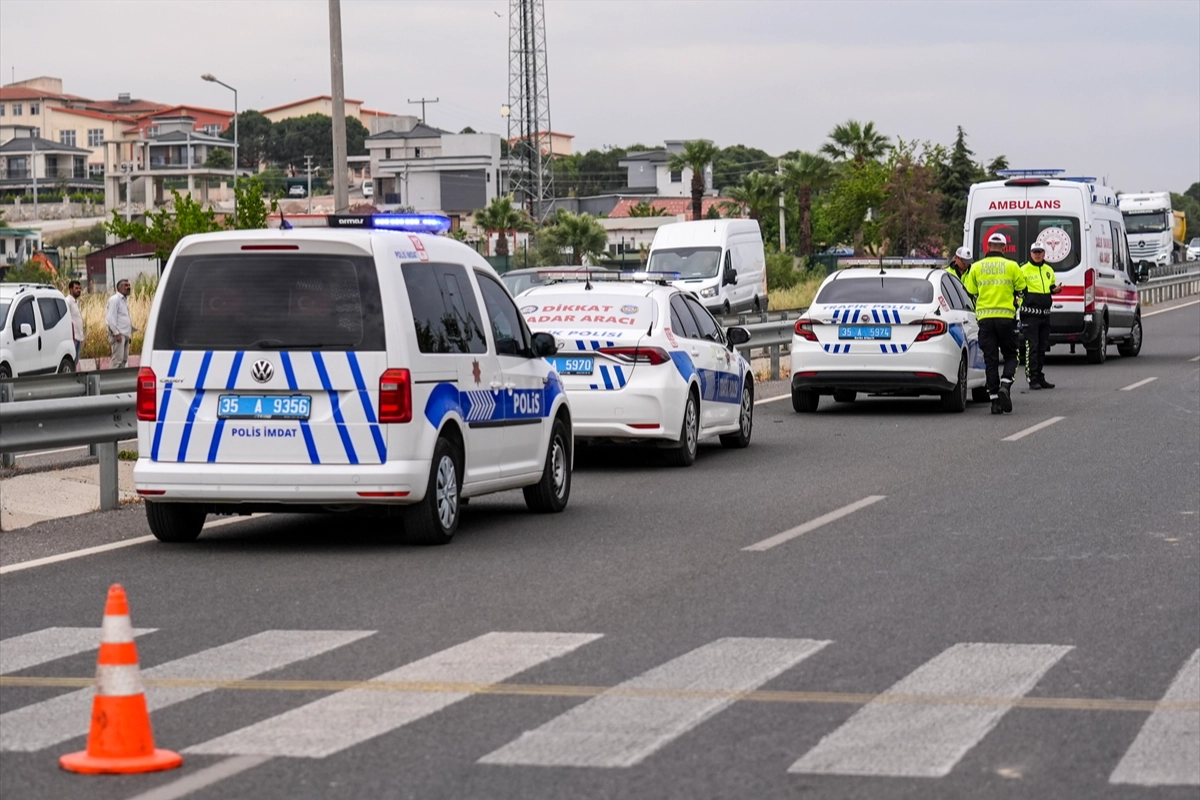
[86,373,101,458]
[0,383,12,468]
[97,441,120,511]
[770,345,781,381]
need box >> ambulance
[964,170,1148,364]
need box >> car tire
[1117,316,1143,358]
[403,437,462,545]
[971,387,991,403]
[832,389,856,403]
[792,388,819,413]
[523,417,572,513]
[663,391,699,467]
[0,363,10,379]
[1086,316,1108,364]
[720,380,753,448]
[753,295,763,313]
[57,356,75,374]
[146,503,206,543]
[940,357,968,413]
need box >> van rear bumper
[1048,312,1102,346]
[133,459,428,504]
[792,371,956,394]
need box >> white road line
[0,514,265,575]
[187,631,601,759]
[1143,299,1199,317]
[1110,649,1200,786]
[1190,356,1200,363]
[1001,416,1065,442]
[743,496,886,552]
[754,394,793,406]
[480,637,829,768]
[789,642,1071,778]
[1,627,155,675]
[1120,377,1159,392]
[0,630,372,752]
[124,756,270,800]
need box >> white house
[365,120,503,214]
[617,140,714,199]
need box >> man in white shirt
[66,280,85,367]
[105,279,133,369]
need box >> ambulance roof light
[324,213,452,234]
[1059,176,1099,183]
[995,169,1065,178]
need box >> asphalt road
[1,301,1197,800]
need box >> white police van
[133,214,572,545]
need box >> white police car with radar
[790,266,986,413]
[134,213,572,545]
[519,272,754,465]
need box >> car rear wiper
[250,338,286,349]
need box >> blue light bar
[325,213,452,234]
[995,169,1065,178]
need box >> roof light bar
[995,169,1065,178]
[535,269,682,284]
[325,213,452,234]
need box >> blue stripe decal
[599,365,614,390]
[313,353,357,465]
[613,365,626,388]
[346,352,386,463]
[280,352,320,464]
[176,351,212,462]
[206,351,243,463]
[150,350,183,462]
[590,340,601,351]
[893,309,901,323]
[575,340,586,351]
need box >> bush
[766,251,801,290]
[2,260,57,284]
[46,222,107,248]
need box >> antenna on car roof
[278,206,292,230]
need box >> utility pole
[407,97,439,124]
[328,0,349,213]
[777,159,786,251]
[31,137,39,221]
[304,155,315,214]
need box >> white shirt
[66,295,84,342]
[106,292,132,337]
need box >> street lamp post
[201,73,238,224]
[500,104,511,197]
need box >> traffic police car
[790,265,987,412]
[133,214,572,545]
[518,272,754,465]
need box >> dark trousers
[978,317,1018,394]
[1022,315,1050,381]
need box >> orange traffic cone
[59,584,182,774]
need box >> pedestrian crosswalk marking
[479,637,830,768]
[0,629,372,752]
[187,632,601,759]
[0,627,155,676]
[1110,649,1200,786]
[788,643,1071,778]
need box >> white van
[647,220,768,314]
[133,214,572,545]
[965,172,1146,364]
[0,283,77,378]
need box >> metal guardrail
[1137,269,1200,305]
[1148,260,1199,279]
[0,367,137,403]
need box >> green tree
[628,200,667,217]
[821,119,892,164]
[267,114,369,169]
[205,148,233,169]
[985,155,1010,179]
[812,158,888,253]
[1185,182,1200,204]
[231,176,280,230]
[459,126,477,134]
[105,190,224,260]
[780,153,836,256]
[1171,192,1200,242]
[878,144,946,257]
[3,259,57,283]
[721,171,779,225]
[704,205,722,220]
[711,144,774,190]
[473,195,534,258]
[937,126,980,239]
[667,139,719,222]
[542,210,608,266]
[221,110,273,168]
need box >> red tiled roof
[84,98,170,114]
[359,108,397,117]
[0,86,78,101]
[260,95,364,114]
[608,197,732,221]
[134,104,232,120]
[49,107,137,123]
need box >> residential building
[122,105,232,140]
[507,130,574,157]
[596,216,682,262]
[607,196,729,221]
[0,133,94,195]
[0,226,43,266]
[101,115,237,210]
[46,107,137,177]
[617,140,714,198]
[366,121,503,214]
[260,95,404,134]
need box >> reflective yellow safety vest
[964,254,1027,319]
[1020,260,1056,294]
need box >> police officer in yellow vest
[1020,242,1059,390]
[946,246,971,280]
[964,232,1027,415]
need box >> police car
[133,214,572,545]
[790,265,987,412]
[518,272,754,465]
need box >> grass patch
[79,276,156,359]
[117,450,138,461]
[767,274,823,311]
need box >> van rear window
[974,215,1082,272]
[155,254,385,351]
[816,277,934,305]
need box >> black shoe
[991,397,1003,415]
[1029,381,1042,390]
[1038,378,1055,389]
[999,383,1013,413]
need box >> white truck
[1119,192,1181,266]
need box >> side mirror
[18,323,32,338]
[724,267,738,286]
[531,331,558,357]
[1134,260,1152,284]
[726,326,751,347]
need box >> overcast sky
[2,0,1196,191]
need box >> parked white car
[0,283,77,378]
[1186,237,1200,262]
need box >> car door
[475,271,547,478]
[683,294,742,427]
[8,296,42,376]
[670,293,721,430]
[940,273,980,382]
[36,296,70,371]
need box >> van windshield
[1122,211,1169,234]
[816,277,934,305]
[0,301,9,327]
[973,215,1083,272]
[154,253,386,351]
[647,247,721,279]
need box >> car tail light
[913,320,948,342]
[794,319,818,342]
[1083,268,1095,313]
[136,367,157,421]
[598,346,670,365]
[378,368,411,423]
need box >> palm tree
[473,195,533,257]
[628,200,668,217]
[721,171,779,224]
[821,119,892,164]
[780,153,836,256]
[667,140,718,222]
[543,210,608,266]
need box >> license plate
[218,394,311,420]
[548,356,594,375]
[839,325,891,340]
